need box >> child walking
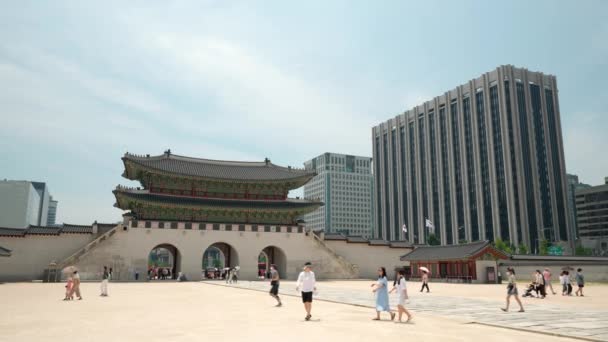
[64,276,74,301]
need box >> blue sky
[1,0,606,224]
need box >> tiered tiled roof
[400,241,508,261]
[114,188,322,209]
[122,151,315,182]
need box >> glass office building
[372,65,570,252]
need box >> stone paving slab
[208,281,608,342]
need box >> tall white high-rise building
[47,196,59,226]
[303,153,374,237]
[0,180,53,228]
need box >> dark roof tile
[27,226,62,235]
[0,228,26,237]
[123,152,315,181]
[368,239,390,246]
[61,224,93,233]
[346,236,368,243]
[114,188,323,210]
[323,233,347,241]
[400,241,502,261]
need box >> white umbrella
[62,266,78,274]
[419,266,430,274]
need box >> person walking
[389,270,412,323]
[543,268,557,295]
[69,270,83,300]
[296,262,316,321]
[575,268,585,297]
[371,267,395,321]
[269,264,282,307]
[565,271,573,296]
[64,275,74,301]
[559,271,567,295]
[101,266,109,297]
[420,270,430,293]
[501,267,524,312]
[534,270,546,299]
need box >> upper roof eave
[122,152,316,184]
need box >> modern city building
[566,174,591,240]
[31,182,51,226]
[0,180,53,228]
[47,196,59,226]
[372,65,570,252]
[576,178,608,255]
[303,153,374,237]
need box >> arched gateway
[149,243,180,280]
[112,151,323,280]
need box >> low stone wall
[324,240,412,279]
[0,234,94,281]
[72,225,356,282]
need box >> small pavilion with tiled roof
[400,241,509,283]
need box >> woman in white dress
[389,270,413,323]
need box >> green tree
[494,238,513,254]
[539,239,551,256]
[575,246,593,256]
[458,239,469,244]
[427,233,441,246]
[518,244,528,254]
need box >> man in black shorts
[296,262,316,321]
[269,264,282,307]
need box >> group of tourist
[148,267,172,280]
[560,269,586,297]
[521,268,586,299]
[63,265,112,300]
[267,262,317,320]
[372,267,412,323]
[63,270,82,301]
[267,263,412,323]
[504,267,587,312]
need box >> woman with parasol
[419,266,430,293]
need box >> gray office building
[566,174,591,240]
[0,180,53,228]
[303,153,374,237]
[47,196,59,226]
[576,178,608,254]
[372,65,570,252]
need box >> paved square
[0,281,603,342]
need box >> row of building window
[374,78,566,249]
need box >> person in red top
[64,276,74,301]
[542,268,557,295]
